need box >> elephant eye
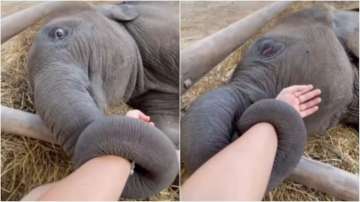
[256,38,285,59]
[49,27,68,40]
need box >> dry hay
[1,3,178,201]
[181,1,359,201]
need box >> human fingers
[284,84,313,94]
[297,89,321,103]
[294,85,317,97]
[126,110,150,122]
[300,97,321,111]
[300,106,319,118]
[126,110,141,119]
[138,113,151,122]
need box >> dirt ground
[181,1,272,48]
[181,1,359,201]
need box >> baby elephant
[27,2,179,199]
[182,6,358,191]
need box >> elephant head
[182,5,357,191]
[26,3,178,199]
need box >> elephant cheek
[181,86,251,174]
[236,99,307,191]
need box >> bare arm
[181,122,277,200]
[39,155,130,201]
[22,156,130,201]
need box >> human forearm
[39,155,131,201]
[181,122,277,201]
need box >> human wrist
[90,155,131,171]
[254,122,276,132]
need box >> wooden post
[290,157,359,201]
[1,105,55,143]
[0,1,106,43]
[1,2,66,43]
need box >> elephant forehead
[261,7,333,41]
[43,11,110,33]
[45,16,83,28]
[251,8,348,70]
[281,7,333,27]
[239,7,354,105]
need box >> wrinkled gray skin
[182,7,359,191]
[27,2,179,199]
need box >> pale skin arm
[182,122,277,201]
[22,155,131,201]
[22,110,153,201]
[40,156,131,201]
[181,84,321,201]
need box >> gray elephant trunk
[32,64,101,154]
[181,82,263,174]
[182,63,278,173]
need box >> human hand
[126,110,155,126]
[276,85,321,118]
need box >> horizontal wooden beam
[290,157,359,201]
[1,105,54,143]
[0,1,111,43]
[1,2,66,43]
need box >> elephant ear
[331,9,359,59]
[97,4,139,21]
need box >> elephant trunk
[31,65,178,199]
[182,65,276,174]
[32,64,101,154]
[73,116,179,199]
[181,86,253,174]
[181,1,293,93]
[236,99,307,191]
